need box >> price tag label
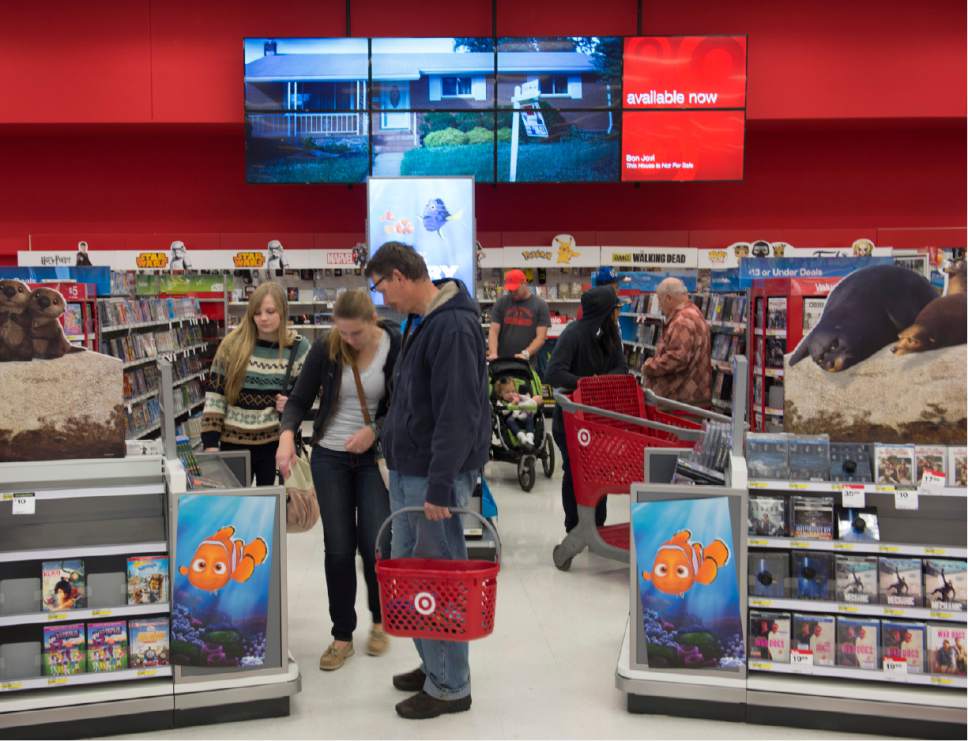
[929,610,954,620]
[790,541,809,549]
[749,662,771,671]
[930,675,953,686]
[47,613,67,621]
[750,481,769,489]
[748,538,767,547]
[837,604,859,614]
[790,650,814,671]
[92,609,112,616]
[789,482,809,490]
[895,489,919,511]
[920,471,946,492]
[750,599,773,608]
[833,543,854,551]
[883,608,905,616]
[47,677,68,686]
[137,669,157,677]
[841,485,866,509]
[875,485,896,493]
[880,545,900,553]
[1,681,23,691]
[883,657,907,678]
[925,547,947,556]
[12,494,35,515]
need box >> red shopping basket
[374,507,500,641]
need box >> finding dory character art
[421,198,462,238]
[642,529,730,598]
[179,526,268,593]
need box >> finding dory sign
[172,494,275,668]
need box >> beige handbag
[351,363,391,491]
[284,444,320,533]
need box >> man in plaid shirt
[641,277,712,405]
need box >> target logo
[414,592,437,616]
[577,428,592,447]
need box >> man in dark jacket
[364,241,489,720]
[546,286,628,532]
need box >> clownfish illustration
[179,526,268,593]
[642,529,730,598]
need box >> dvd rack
[477,267,586,339]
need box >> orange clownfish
[179,526,268,593]
[642,529,730,598]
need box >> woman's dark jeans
[310,446,390,642]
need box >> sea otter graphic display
[786,261,967,444]
[0,279,125,461]
[172,494,276,667]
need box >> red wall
[0,0,964,258]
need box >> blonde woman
[201,282,310,485]
[277,289,400,671]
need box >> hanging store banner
[699,241,893,270]
[19,248,358,272]
[738,257,893,286]
[602,246,698,269]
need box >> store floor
[118,457,878,740]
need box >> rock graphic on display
[0,351,126,461]
[785,344,967,444]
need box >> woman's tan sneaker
[319,641,354,671]
[366,625,389,656]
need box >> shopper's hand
[486,351,498,362]
[275,394,288,413]
[344,425,376,454]
[424,502,451,521]
[275,435,296,480]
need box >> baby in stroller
[494,376,540,449]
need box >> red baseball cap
[504,269,527,291]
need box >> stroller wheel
[552,545,573,571]
[541,435,555,478]
[517,455,536,492]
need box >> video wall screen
[244,35,746,184]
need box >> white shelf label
[895,489,919,511]
[12,494,35,515]
[790,650,814,672]
[920,471,946,491]
[841,485,865,509]
[883,657,908,678]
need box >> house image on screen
[244,39,616,154]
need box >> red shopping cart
[552,374,730,571]
[375,507,501,641]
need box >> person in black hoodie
[277,289,401,671]
[364,241,489,720]
[546,286,628,533]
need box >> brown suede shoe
[319,641,354,671]
[366,625,389,656]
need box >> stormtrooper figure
[169,240,191,271]
[267,239,288,271]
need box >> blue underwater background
[172,495,276,668]
[633,497,745,670]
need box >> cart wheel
[552,545,573,571]
[517,455,536,492]
[541,435,555,478]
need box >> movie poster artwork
[633,497,745,671]
[172,495,275,668]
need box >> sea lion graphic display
[28,287,73,360]
[789,264,938,372]
[0,279,34,362]
[943,258,966,295]
[892,289,967,357]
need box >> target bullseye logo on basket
[414,592,436,616]
[577,428,592,447]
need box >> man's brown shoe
[392,667,426,692]
[318,641,354,671]
[395,691,471,719]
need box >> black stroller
[488,357,555,491]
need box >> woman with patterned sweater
[202,282,310,485]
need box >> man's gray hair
[656,277,688,297]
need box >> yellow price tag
[925,547,946,556]
[879,545,899,553]
[875,485,895,493]
[931,676,953,686]
[47,677,68,686]
[47,613,67,621]
[750,482,769,489]
[748,539,767,546]
[137,669,157,677]
[1,681,23,690]
[750,662,771,671]
[838,605,859,613]
[833,543,854,550]
[883,608,905,616]
[930,611,954,620]
[789,482,808,490]
[92,609,111,616]
[750,599,773,607]
[790,542,808,548]
[0,494,12,501]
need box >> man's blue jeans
[388,469,476,701]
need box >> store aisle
[117,455,878,740]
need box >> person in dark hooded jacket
[546,286,628,532]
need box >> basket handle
[374,506,501,565]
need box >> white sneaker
[525,433,535,447]
[491,432,501,446]
[516,431,528,445]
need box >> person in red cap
[487,269,551,363]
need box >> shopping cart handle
[553,392,703,441]
[374,506,502,564]
[643,387,732,424]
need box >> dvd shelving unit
[477,266,588,342]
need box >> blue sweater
[381,279,490,506]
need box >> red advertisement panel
[623,36,747,109]
[621,111,745,182]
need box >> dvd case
[874,444,916,486]
[915,446,947,485]
[879,557,924,608]
[829,443,873,483]
[788,435,831,482]
[749,611,791,663]
[749,553,789,598]
[792,551,834,601]
[42,623,85,676]
[882,621,925,674]
[746,433,790,480]
[836,617,880,670]
[792,613,835,666]
[127,556,170,605]
[41,559,86,611]
[86,620,128,673]
[923,559,967,611]
[835,555,879,604]
[927,624,966,676]
[836,507,880,543]
[791,496,835,540]
[948,447,967,488]
[749,496,788,537]
[129,618,170,668]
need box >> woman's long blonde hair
[328,289,378,366]
[215,282,293,405]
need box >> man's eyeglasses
[369,276,386,292]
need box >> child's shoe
[516,431,528,446]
